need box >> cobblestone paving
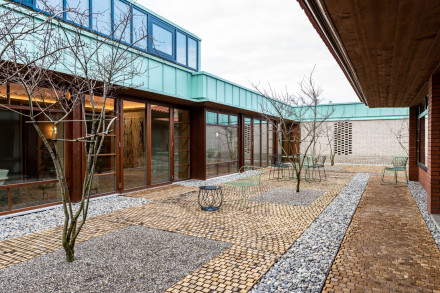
[0,170,351,293]
[322,176,440,292]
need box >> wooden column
[190,106,206,180]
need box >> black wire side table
[198,186,223,211]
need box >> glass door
[151,105,170,184]
[173,109,190,180]
[123,100,147,189]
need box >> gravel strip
[408,181,440,250]
[0,225,232,292]
[250,188,325,206]
[175,171,255,188]
[0,195,148,241]
[251,173,370,293]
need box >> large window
[92,0,111,34]
[151,105,170,184]
[176,32,187,65]
[418,98,428,168]
[151,21,174,57]
[123,100,147,189]
[133,9,148,49]
[188,38,198,69]
[206,111,239,177]
[27,0,199,70]
[174,109,190,180]
[85,95,116,195]
[114,0,131,43]
[0,84,64,212]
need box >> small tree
[387,119,409,156]
[254,67,334,192]
[0,0,149,261]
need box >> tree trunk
[64,243,75,262]
[296,172,301,192]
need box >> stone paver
[322,176,440,292]
[0,170,351,293]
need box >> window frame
[12,0,200,71]
[149,16,175,61]
[417,97,429,170]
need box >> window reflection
[174,109,189,180]
[152,24,173,56]
[123,100,146,189]
[151,105,170,184]
[206,112,238,176]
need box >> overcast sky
[140,0,358,104]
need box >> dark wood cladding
[298,0,440,108]
[190,106,206,180]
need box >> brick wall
[429,74,440,213]
[301,119,409,165]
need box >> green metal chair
[382,156,408,184]
[223,166,264,208]
[301,155,314,182]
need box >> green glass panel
[206,111,217,124]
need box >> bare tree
[0,0,149,262]
[387,119,409,156]
[254,68,334,192]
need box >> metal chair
[310,155,327,181]
[382,156,408,184]
[223,166,264,208]
[269,154,292,180]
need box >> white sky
[140,0,359,104]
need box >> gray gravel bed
[250,188,325,206]
[251,173,370,293]
[0,195,148,241]
[0,225,232,292]
[408,181,440,250]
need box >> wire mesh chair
[311,155,327,181]
[382,156,408,184]
[269,154,292,180]
[223,166,264,208]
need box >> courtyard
[1,165,439,292]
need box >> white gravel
[408,181,440,250]
[0,195,148,241]
[175,171,255,188]
[251,173,370,293]
[0,225,232,292]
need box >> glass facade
[0,84,65,212]
[152,23,173,56]
[206,111,239,177]
[123,100,147,189]
[85,96,116,195]
[151,105,170,184]
[17,0,200,70]
[174,109,190,180]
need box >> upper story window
[114,0,131,43]
[132,8,148,50]
[19,0,199,71]
[92,0,111,35]
[66,0,89,27]
[151,21,174,57]
[188,38,197,69]
[176,31,187,65]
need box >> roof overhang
[298,0,440,108]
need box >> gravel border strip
[408,181,440,250]
[251,173,370,293]
[0,195,149,241]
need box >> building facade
[0,0,294,215]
